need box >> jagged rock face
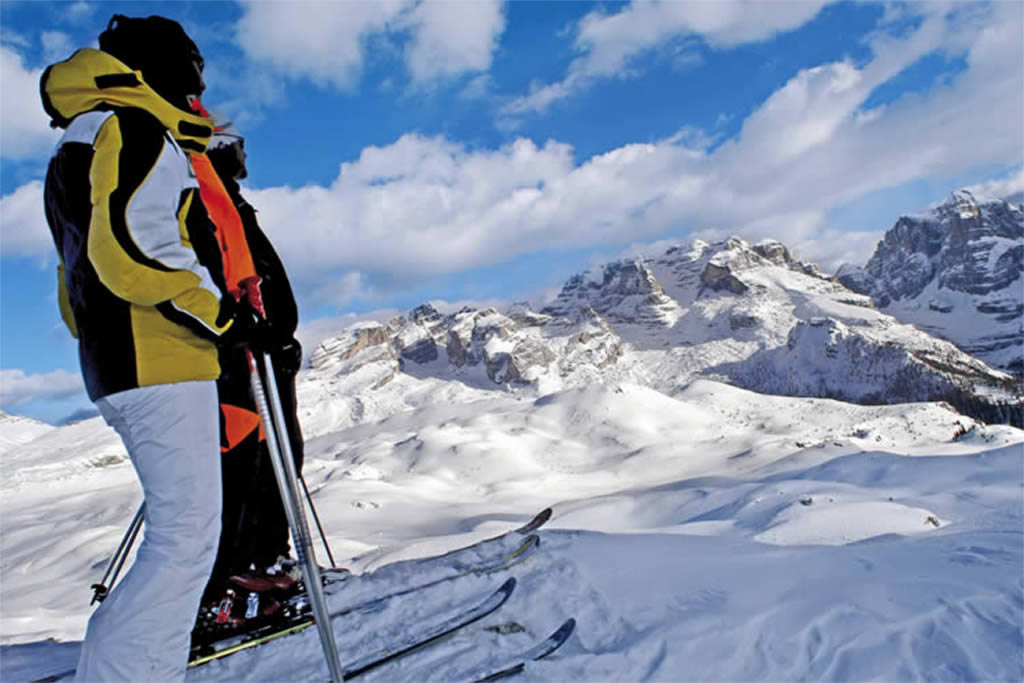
[682,238,835,299]
[542,259,681,327]
[446,309,559,384]
[701,262,749,294]
[940,197,1022,295]
[554,306,625,370]
[311,324,395,371]
[396,325,439,364]
[722,316,1016,422]
[839,191,1024,376]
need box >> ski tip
[553,617,576,641]
[29,668,76,683]
[515,507,553,534]
[499,576,517,594]
[528,617,577,663]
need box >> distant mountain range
[300,224,1021,432]
[4,188,1020,439]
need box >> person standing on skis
[40,15,258,681]
[191,116,308,638]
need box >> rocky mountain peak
[838,190,1023,375]
[542,257,681,327]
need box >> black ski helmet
[98,14,205,112]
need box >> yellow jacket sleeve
[86,112,229,338]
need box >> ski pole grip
[242,276,266,320]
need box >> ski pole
[90,503,144,604]
[299,473,336,568]
[249,349,344,682]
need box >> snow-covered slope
[839,190,1024,376]
[1,380,1022,682]
[0,412,53,456]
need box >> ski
[334,534,539,619]
[189,619,314,667]
[33,579,534,682]
[29,669,75,683]
[336,507,551,594]
[35,512,550,681]
[511,507,552,535]
[469,617,577,682]
[184,534,540,667]
[341,576,517,680]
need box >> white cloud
[4,2,1018,316]
[65,1,94,23]
[1,30,31,50]
[403,0,505,84]
[310,271,369,308]
[504,0,832,116]
[459,74,494,101]
[0,181,52,262]
[0,368,84,409]
[236,0,405,91]
[235,0,506,91]
[963,167,1024,202]
[427,296,514,315]
[244,3,1021,290]
[0,46,61,160]
[40,31,73,64]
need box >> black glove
[273,338,303,375]
[216,296,271,350]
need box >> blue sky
[1,0,1022,423]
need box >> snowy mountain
[838,190,1024,377]
[297,236,1019,436]
[2,234,1023,682]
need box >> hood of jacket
[41,48,213,153]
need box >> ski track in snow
[1,381,1023,682]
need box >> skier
[40,15,259,681]
[190,114,308,638]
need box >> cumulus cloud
[235,0,505,90]
[241,3,1020,288]
[40,31,74,64]
[0,45,61,160]
[0,181,52,262]
[309,271,370,308]
[65,1,94,23]
[402,0,505,84]
[3,3,1019,308]
[963,167,1024,202]
[504,0,832,116]
[0,369,84,409]
[236,0,402,91]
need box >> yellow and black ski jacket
[41,48,231,401]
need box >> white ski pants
[76,381,221,682]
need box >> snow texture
[1,379,1022,682]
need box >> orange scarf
[190,152,259,302]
